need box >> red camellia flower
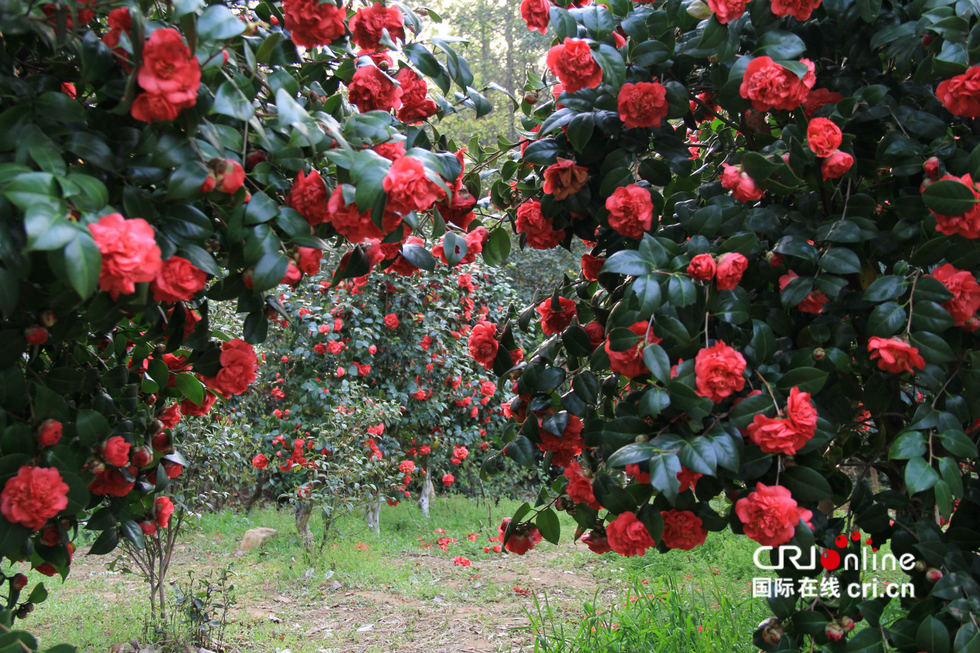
[807,117,842,157]
[735,483,810,547]
[0,466,69,531]
[605,321,662,378]
[521,0,549,33]
[384,313,399,329]
[721,164,764,202]
[538,414,584,467]
[867,337,926,374]
[617,81,668,129]
[581,530,612,554]
[516,200,565,249]
[581,254,605,281]
[536,296,577,335]
[180,390,217,416]
[130,93,181,123]
[687,253,716,281]
[543,158,589,201]
[442,473,454,486]
[24,326,48,345]
[821,150,854,180]
[778,270,829,313]
[88,467,135,497]
[349,2,404,51]
[396,68,437,124]
[467,321,499,368]
[327,186,401,243]
[606,511,656,556]
[102,436,131,467]
[803,87,843,117]
[151,256,207,303]
[288,170,331,226]
[297,247,322,276]
[37,419,62,448]
[132,28,200,122]
[203,339,258,396]
[928,173,980,239]
[583,321,605,350]
[931,263,980,325]
[213,159,245,194]
[694,341,747,402]
[283,0,346,48]
[739,56,816,112]
[383,156,445,214]
[606,184,654,239]
[785,386,818,435]
[677,466,702,492]
[546,38,602,93]
[563,461,600,509]
[348,65,403,113]
[746,414,807,455]
[706,0,749,23]
[252,453,269,469]
[770,0,822,21]
[715,252,748,290]
[661,510,707,550]
[498,518,542,555]
[936,66,980,118]
[154,496,175,528]
[88,213,163,299]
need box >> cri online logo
[754,530,917,572]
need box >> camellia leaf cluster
[0,0,489,647]
[470,0,980,650]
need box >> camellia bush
[244,258,522,525]
[0,0,488,647]
[470,0,980,650]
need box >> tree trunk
[364,499,381,533]
[417,467,435,519]
[295,501,314,551]
[245,471,268,514]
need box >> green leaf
[915,616,950,653]
[922,179,978,216]
[61,231,101,299]
[27,583,47,604]
[593,44,625,89]
[606,442,656,467]
[24,202,74,252]
[666,276,696,306]
[888,431,925,459]
[88,527,118,555]
[173,0,204,17]
[820,247,862,275]
[175,372,204,404]
[197,4,245,41]
[782,466,832,502]
[678,436,717,475]
[937,429,978,457]
[167,160,209,200]
[245,191,279,225]
[602,250,652,276]
[639,387,670,418]
[567,113,595,152]
[642,343,671,382]
[443,232,466,266]
[867,302,906,337]
[648,451,681,502]
[400,243,435,271]
[504,436,534,467]
[756,30,806,59]
[75,409,110,446]
[252,252,288,292]
[910,331,955,363]
[776,367,828,394]
[863,275,906,302]
[535,508,560,545]
[121,520,146,549]
[905,456,939,494]
[212,81,255,120]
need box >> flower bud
[523,91,539,105]
[11,574,28,591]
[925,568,943,583]
[825,621,845,642]
[39,310,57,327]
[24,326,48,345]
[840,616,855,632]
[757,617,783,645]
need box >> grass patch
[27,495,772,652]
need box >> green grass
[27,495,773,652]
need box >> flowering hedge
[0,0,486,646]
[243,259,520,516]
[475,0,980,649]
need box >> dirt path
[58,536,618,653]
